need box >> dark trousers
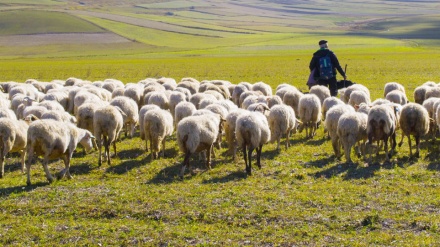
[318,77,338,97]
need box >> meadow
[1,0,440,246]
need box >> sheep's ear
[24,114,39,122]
[296,119,303,124]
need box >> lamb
[25,119,96,185]
[0,118,30,178]
[337,111,368,163]
[176,114,222,178]
[366,104,397,162]
[224,109,247,159]
[252,82,272,96]
[93,105,125,166]
[384,82,405,97]
[143,109,174,159]
[268,104,297,150]
[297,94,322,138]
[236,111,270,175]
[325,104,355,158]
[110,96,139,138]
[400,103,430,158]
[385,90,408,105]
[310,85,331,105]
[174,101,196,128]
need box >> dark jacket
[309,48,345,79]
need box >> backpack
[318,52,334,80]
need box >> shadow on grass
[202,170,247,184]
[4,161,23,174]
[70,162,95,176]
[146,161,182,184]
[425,149,440,171]
[303,155,337,169]
[0,181,47,197]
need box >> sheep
[337,111,368,163]
[283,89,304,116]
[322,96,344,120]
[41,110,77,124]
[310,85,331,105]
[0,108,17,120]
[239,91,263,108]
[348,90,371,108]
[139,104,161,152]
[266,95,283,108]
[297,94,322,138]
[102,79,124,93]
[76,101,108,134]
[147,91,169,110]
[236,111,270,175]
[268,104,297,150]
[73,91,102,115]
[123,84,144,109]
[252,82,272,96]
[0,118,30,178]
[199,98,218,109]
[169,91,187,118]
[174,87,191,101]
[42,91,69,111]
[190,93,217,109]
[224,109,247,159]
[177,78,200,94]
[424,86,440,100]
[176,114,222,178]
[342,84,370,104]
[232,84,248,106]
[400,103,430,158]
[275,84,298,100]
[413,85,430,104]
[25,119,96,185]
[385,90,408,105]
[216,99,238,113]
[143,109,174,159]
[93,105,125,166]
[110,96,139,138]
[325,104,355,158]
[174,101,196,128]
[366,104,397,162]
[22,105,48,120]
[384,82,405,97]
[247,103,270,116]
[204,90,225,100]
[0,96,11,109]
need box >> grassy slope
[1,1,440,246]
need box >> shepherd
[309,40,347,96]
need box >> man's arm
[331,53,346,78]
[309,56,317,71]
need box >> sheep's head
[297,119,304,133]
[80,130,97,153]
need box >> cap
[318,40,328,45]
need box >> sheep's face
[297,121,305,133]
[80,131,96,153]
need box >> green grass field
[1,0,440,246]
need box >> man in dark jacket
[309,40,346,96]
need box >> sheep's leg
[415,134,421,158]
[97,137,103,167]
[26,147,34,186]
[150,136,155,159]
[398,131,404,147]
[242,145,250,175]
[256,144,263,169]
[232,141,237,161]
[344,142,352,163]
[112,139,118,158]
[285,130,291,149]
[206,145,212,170]
[19,150,26,173]
[42,156,54,184]
[276,136,280,151]
[145,136,149,152]
[180,152,191,178]
[384,137,390,162]
[331,137,340,158]
[0,155,4,179]
[406,135,412,157]
[58,155,70,180]
[211,145,216,159]
[247,147,253,175]
[161,139,166,158]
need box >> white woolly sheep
[337,111,368,163]
[0,118,30,178]
[400,103,429,158]
[342,84,370,104]
[102,79,124,93]
[413,85,429,104]
[147,91,170,110]
[169,91,187,118]
[267,95,283,108]
[424,86,440,100]
[174,101,196,128]
[236,111,270,175]
[310,85,331,105]
[174,87,191,101]
[190,93,217,109]
[143,109,174,159]
[384,82,405,97]
[26,119,96,185]
[232,84,248,106]
[366,104,397,162]
[93,105,125,166]
[252,82,272,96]
[224,109,247,159]
[139,104,161,147]
[73,90,103,115]
[385,90,408,105]
[110,96,139,138]
[325,104,355,158]
[41,110,76,124]
[282,89,304,116]
[268,104,297,150]
[177,78,200,95]
[0,108,17,120]
[298,94,322,138]
[322,96,345,120]
[123,84,144,109]
[239,91,263,108]
[176,114,222,178]
[348,90,371,108]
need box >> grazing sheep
[413,85,429,104]
[322,96,344,120]
[174,101,196,128]
[174,87,191,101]
[424,86,440,100]
[298,94,322,138]
[73,91,102,115]
[110,96,139,138]
[176,114,222,178]
[325,104,355,158]
[190,93,217,109]
[224,109,247,159]
[93,105,125,166]
[252,82,272,96]
[283,89,304,115]
[342,84,370,104]
[239,91,263,108]
[76,101,108,134]
[400,103,429,158]
[139,104,161,143]
[147,91,170,110]
[267,95,283,108]
[177,78,200,95]
[268,104,297,150]
[26,119,96,185]
[143,109,174,159]
[310,85,331,105]
[0,108,17,120]
[102,79,124,93]
[123,84,144,109]
[384,82,405,97]
[232,84,248,106]
[385,90,408,105]
[348,90,371,108]
[41,110,77,124]
[0,118,30,178]
[169,91,187,118]
[236,111,270,175]
[337,112,368,163]
[366,104,397,162]
[42,91,69,111]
